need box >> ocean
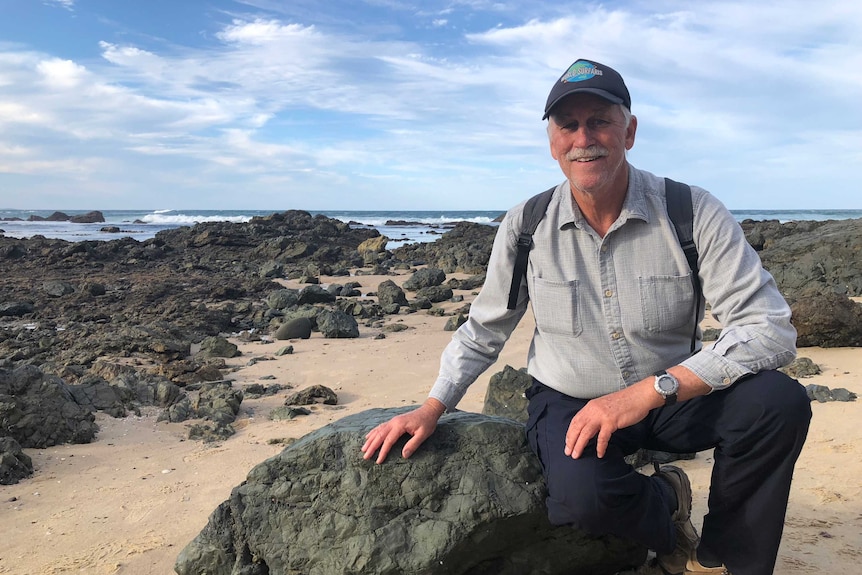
[1,208,860,245]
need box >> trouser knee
[546,486,608,533]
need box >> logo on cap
[561,60,603,83]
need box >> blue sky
[0,0,859,210]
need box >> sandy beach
[1,273,860,575]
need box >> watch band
[654,370,679,406]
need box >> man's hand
[564,383,655,459]
[565,367,713,459]
[361,398,446,464]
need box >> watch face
[657,375,676,393]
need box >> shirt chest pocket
[638,274,696,333]
[530,277,583,337]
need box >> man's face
[547,93,637,196]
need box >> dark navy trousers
[525,370,811,575]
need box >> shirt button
[601,245,608,253]
[604,289,613,297]
[722,377,731,385]
[611,332,621,340]
[622,371,631,378]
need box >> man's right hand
[360,398,446,464]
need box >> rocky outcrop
[0,437,33,484]
[175,407,646,575]
[0,365,97,448]
[788,289,862,347]
[376,279,409,308]
[742,218,862,297]
[403,267,446,291]
[393,222,497,274]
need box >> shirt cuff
[428,376,467,412]
[680,347,752,391]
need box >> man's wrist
[423,397,447,417]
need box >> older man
[362,59,811,575]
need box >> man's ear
[625,115,637,150]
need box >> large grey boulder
[403,267,446,291]
[266,288,299,310]
[198,336,240,358]
[175,407,646,575]
[376,279,408,307]
[317,309,360,338]
[297,284,336,305]
[416,285,454,303]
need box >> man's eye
[588,118,611,130]
[562,121,579,131]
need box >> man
[362,59,811,575]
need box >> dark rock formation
[482,365,532,421]
[198,336,240,359]
[194,381,244,425]
[0,437,33,484]
[805,384,857,403]
[444,313,468,331]
[376,279,408,307]
[0,365,98,448]
[403,267,446,291]
[780,357,821,379]
[448,273,487,291]
[266,288,300,310]
[416,284,454,303]
[789,289,862,347]
[70,211,106,223]
[175,407,646,575]
[284,385,337,406]
[316,309,360,338]
[297,284,336,305]
[393,222,498,274]
[742,218,862,297]
[0,210,379,378]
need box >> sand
[1,274,860,575]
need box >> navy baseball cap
[543,59,631,119]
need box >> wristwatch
[654,370,679,406]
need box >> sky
[0,0,860,211]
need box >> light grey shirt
[429,165,796,409]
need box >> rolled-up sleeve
[680,189,796,390]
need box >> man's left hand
[564,384,655,459]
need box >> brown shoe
[653,465,700,575]
[684,553,731,574]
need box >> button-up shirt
[429,165,796,408]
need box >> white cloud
[1,1,860,209]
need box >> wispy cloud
[0,1,860,209]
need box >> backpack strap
[507,186,556,310]
[664,177,701,353]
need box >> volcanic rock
[175,407,646,575]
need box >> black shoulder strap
[664,177,701,353]
[507,186,555,310]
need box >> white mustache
[565,146,609,161]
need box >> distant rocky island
[1,210,106,223]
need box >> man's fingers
[595,427,613,459]
[401,431,427,459]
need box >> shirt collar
[553,164,650,231]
